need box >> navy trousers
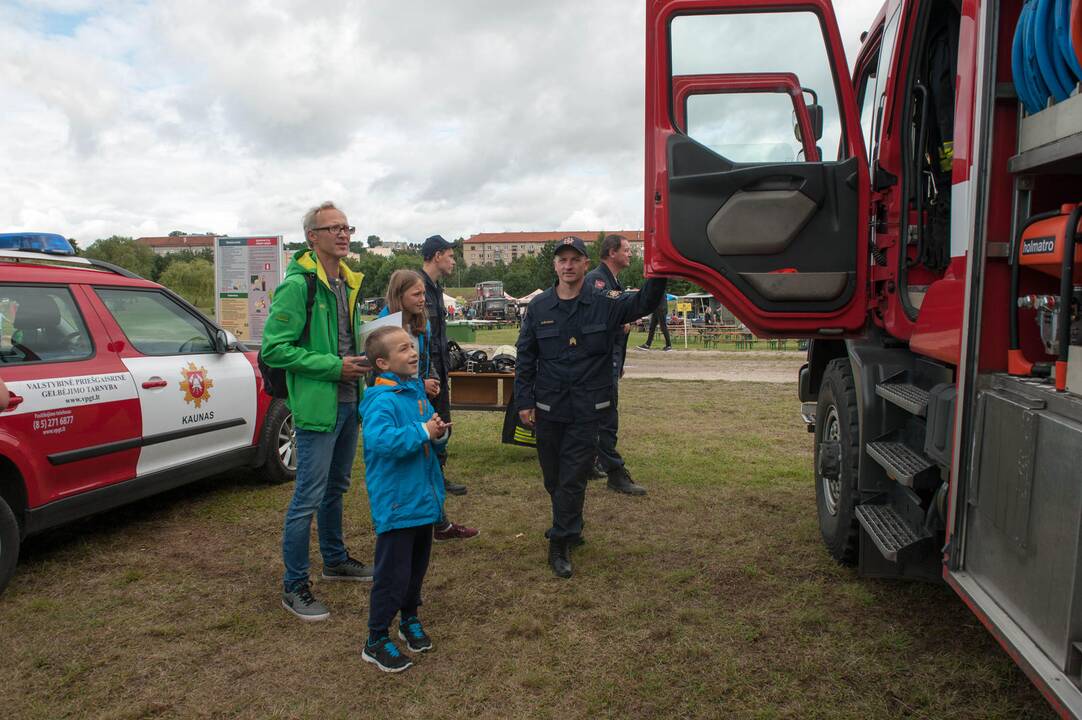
[536,417,600,540]
[368,524,434,635]
[595,372,624,473]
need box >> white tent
[443,293,457,311]
[517,288,543,305]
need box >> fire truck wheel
[0,494,19,596]
[258,399,297,485]
[814,358,859,565]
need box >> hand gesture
[426,412,451,438]
[424,378,440,397]
[518,408,535,429]
[340,356,370,380]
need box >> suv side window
[96,288,215,355]
[0,285,93,364]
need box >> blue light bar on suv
[0,233,76,256]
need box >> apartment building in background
[462,231,644,267]
[135,235,216,255]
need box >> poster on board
[214,236,283,343]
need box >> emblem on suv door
[179,362,214,408]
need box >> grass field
[473,325,786,353]
[0,380,1052,719]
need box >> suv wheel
[258,399,297,485]
[0,495,19,596]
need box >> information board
[213,236,283,343]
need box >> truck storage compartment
[966,374,1082,676]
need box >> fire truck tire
[0,494,19,596]
[814,358,860,565]
[257,399,297,486]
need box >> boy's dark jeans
[368,524,434,635]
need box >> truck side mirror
[807,102,824,141]
[797,87,824,143]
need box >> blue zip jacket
[359,372,446,535]
[377,306,432,378]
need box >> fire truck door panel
[668,134,860,308]
[964,377,1082,675]
[647,1,869,337]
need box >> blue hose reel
[1012,0,1082,114]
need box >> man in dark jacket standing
[421,235,467,498]
[584,234,646,496]
[515,236,666,578]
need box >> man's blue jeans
[282,402,359,592]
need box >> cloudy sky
[1,0,880,247]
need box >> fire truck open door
[645,0,870,337]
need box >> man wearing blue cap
[420,235,472,512]
[515,236,666,578]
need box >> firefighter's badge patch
[594,279,606,289]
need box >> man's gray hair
[302,201,338,235]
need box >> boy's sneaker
[363,635,413,673]
[398,616,434,652]
[662,345,673,352]
[322,556,374,582]
[434,521,479,541]
[636,344,650,351]
[281,582,330,622]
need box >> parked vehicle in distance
[474,280,509,319]
[0,245,296,595]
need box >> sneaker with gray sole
[322,556,374,582]
[363,635,413,672]
[281,582,330,621]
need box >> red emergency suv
[0,248,296,595]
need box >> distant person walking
[262,201,374,622]
[638,295,672,351]
[421,235,468,497]
[584,234,646,496]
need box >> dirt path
[461,344,805,383]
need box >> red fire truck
[645,0,1082,715]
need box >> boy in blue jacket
[359,325,449,673]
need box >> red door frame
[672,72,820,161]
[645,0,871,337]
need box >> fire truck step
[875,382,930,416]
[854,503,932,562]
[866,441,935,485]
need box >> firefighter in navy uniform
[515,236,666,578]
[584,233,646,495]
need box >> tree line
[80,235,701,311]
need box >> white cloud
[0,1,882,246]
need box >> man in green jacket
[262,201,374,621]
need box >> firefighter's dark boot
[607,467,647,496]
[548,538,572,579]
